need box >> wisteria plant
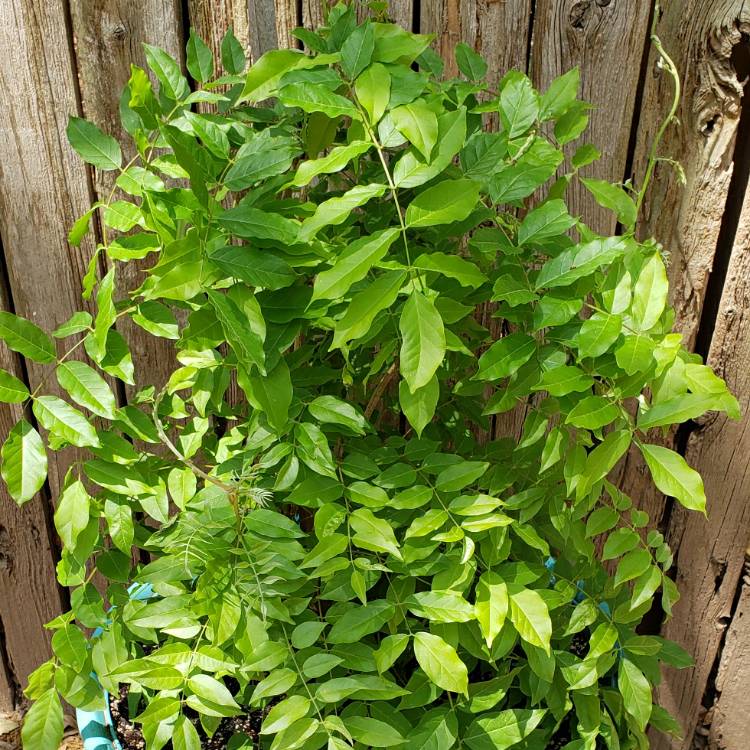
[3,5,738,750]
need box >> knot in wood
[110,22,129,41]
[569,1,593,31]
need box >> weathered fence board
[653,184,750,750]
[0,3,749,748]
[529,0,652,233]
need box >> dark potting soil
[109,685,271,749]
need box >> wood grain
[274,0,299,50]
[248,0,280,60]
[188,0,250,70]
[529,0,652,234]
[69,1,184,394]
[0,0,99,498]
[0,272,64,702]
[650,184,750,750]
[706,565,750,750]
[618,0,750,573]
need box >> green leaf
[455,42,487,80]
[0,312,56,363]
[475,333,535,381]
[20,689,64,750]
[33,395,100,448]
[144,43,189,100]
[576,312,622,358]
[345,716,405,748]
[581,177,637,228]
[341,22,375,79]
[399,291,446,392]
[1,420,47,504]
[0,368,29,403]
[218,205,298,244]
[618,658,652,731]
[355,63,390,124]
[399,376,438,437]
[296,422,337,477]
[349,508,402,559]
[105,498,134,553]
[508,588,552,653]
[332,271,406,349]
[535,237,626,289]
[517,199,576,246]
[535,365,594,396]
[539,68,579,120]
[309,395,367,435]
[56,361,116,419]
[475,572,509,647]
[566,396,620,430]
[300,183,387,241]
[406,179,480,228]
[280,83,361,119]
[186,30,214,82]
[187,673,241,713]
[632,253,668,331]
[639,443,706,513]
[221,28,246,75]
[615,334,656,375]
[291,141,372,187]
[407,590,475,622]
[413,252,487,289]
[638,393,720,430]
[67,117,122,171]
[248,360,292,433]
[261,695,311,735]
[210,245,296,291]
[499,72,539,139]
[328,600,395,643]
[207,290,265,374]
[391,101,438,161]
[413,631,469,695]
[435,461,489,492]
[465,709,546,750]
[173,715,202,750]
[54,480,90,549]
[312,228,400,302]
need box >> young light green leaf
[391,101,438,161]
[640,443,706,513]
[349,508,402,559]
[0,369,29,403]
[475,572,509,648]
[619,658,652,731]
[32,395,100,448]
[413,631,469,695]
[0,312,56,363]
[54,480,90,549]
[508,588,552,653]
[399,291,446,392]
[67,117,122,171]
[475,333,535,382]
[399,376,439,437]
[312,228,400,303]
[20,689,64,750]
[56,360,116,419]
[1,419,47,505]
[406,179,480,228]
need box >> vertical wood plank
[274,0,299,50]
[301,0,326,30]
[188,0,251,70]
[0,0,98,498]
[0,656,12,712]
[387,0,413,29]
[248,0,280,61]
[0,272,65,696]
[69,1,184,393]
[529,0,652,233]
[617,0,750,560]
[706,566,750,750]
[650,185,750,750]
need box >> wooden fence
[0,1,748,748]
